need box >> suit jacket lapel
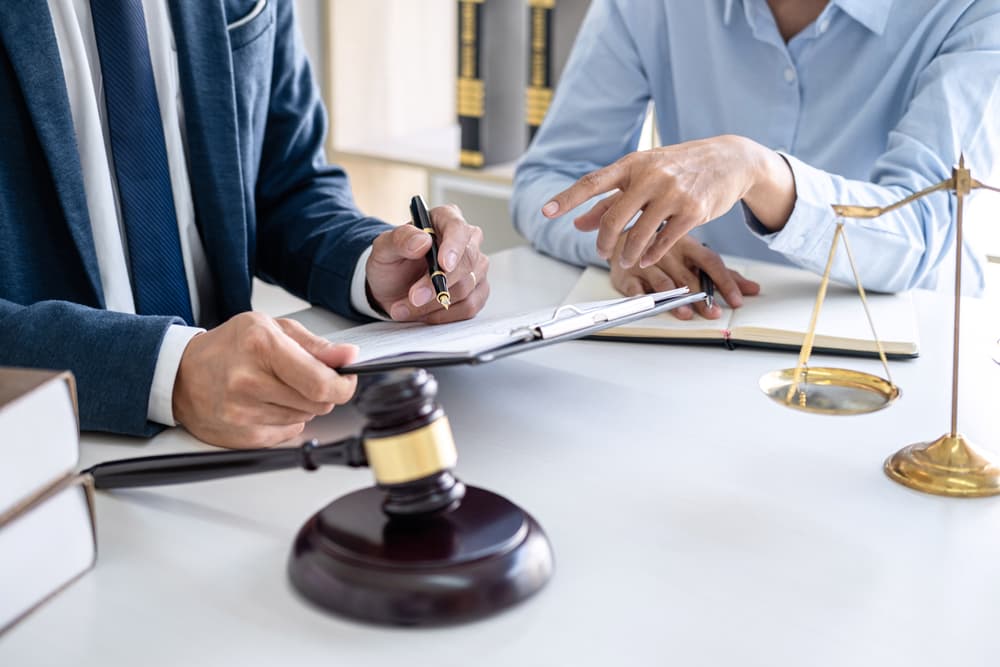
[0,0,104,305]
[167,0,251,317]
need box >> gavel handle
[85,437,367,490]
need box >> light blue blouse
[511,0,1000,292]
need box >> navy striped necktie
[90,0,194,325]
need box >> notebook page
[729,258,918,346]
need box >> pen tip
[438,294,451,309]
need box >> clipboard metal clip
[510,288,688,341]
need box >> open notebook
[563,257,920,358]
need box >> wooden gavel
[86,369,553,626]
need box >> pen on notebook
[699,243,715,310]
[409,194,451,309]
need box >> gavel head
[354,369,466,518]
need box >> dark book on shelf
[526,0,591,141]
[457,0,527,168]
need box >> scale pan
[759,367,900,415]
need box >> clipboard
[338,288,707,375]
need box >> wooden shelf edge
[332,146,516,185]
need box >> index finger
[430,204,475,272]
[542,163,625,219]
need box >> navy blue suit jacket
[0,0,392,437]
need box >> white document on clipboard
[331,286,704,373]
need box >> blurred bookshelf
[309,0,520,253]
[295,0,654,257]
[304,0,622,255]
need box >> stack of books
[0,368,96,633]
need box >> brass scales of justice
[759,155,1000,497]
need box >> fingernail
[412,287,433,307]
[542,201,559,216]
[407,234,427,253]
[391,304,411,320]
[638,257,652,269]
[445,250,459,271]
[619,256,634,269]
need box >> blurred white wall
[328,0,455,147]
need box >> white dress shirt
[46,0,379,427]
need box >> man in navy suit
[0,0,490,448]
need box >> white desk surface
[3,247,999,667]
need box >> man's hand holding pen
[365,202,490,324]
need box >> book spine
[526,0,554,141]
[457,0,485,168]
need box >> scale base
[885,433,1000,497]
[288,485,554,626]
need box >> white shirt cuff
[350,245,391,321]
[147,324,205,426]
